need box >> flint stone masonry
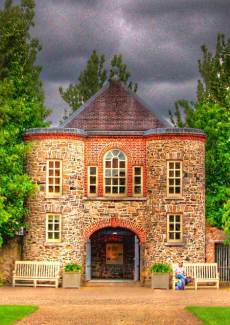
[23,130,206,282]
[145,137,206,267]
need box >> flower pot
[62,272,81,288]
[151,273,170,289]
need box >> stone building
[23,79,207,283]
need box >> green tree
[59,50,138,113]
[189,96,230,229]
[169,33,230,127]
[169,33,230,232]
[0,0,49,246]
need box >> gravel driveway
[0,286,229,324]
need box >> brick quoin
[84,217,146,244]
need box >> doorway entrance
[86,227,140,281]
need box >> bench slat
[13,261,60,288]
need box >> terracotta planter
[62,272,81,288]
[151,273,170,289]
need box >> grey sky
[1,0,230,125]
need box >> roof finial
[111,67,120,81]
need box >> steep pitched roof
[63,79,165,130]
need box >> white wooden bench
[12,261,61,288]
[172,263,219,290]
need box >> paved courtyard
[0,286,230,324]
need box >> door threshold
[89,279,135,282]
[85,279,141,287]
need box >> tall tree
[59,50,138,113]
[169,33,230,127]
[169,33,230,232]
[0,0,49,246]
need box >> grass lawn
[186,306,230,325]
[0,305,38,325]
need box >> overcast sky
[1,0,230,126]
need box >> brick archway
[84,217,145,244]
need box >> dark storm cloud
[119,0,230,83]
[34,0,121,82]
[0,0,229,125]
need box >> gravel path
[0,287,229,324]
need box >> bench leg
[172,280,175,290]
[34,280,37,288]
[12,278,15,287]
[195,280,198,290]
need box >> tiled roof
[63,79,165,130]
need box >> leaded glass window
[104,150,126,195]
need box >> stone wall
[145,137,206,268]
[0,239,21,284]
[23,132,206,283]
[23,138,85,267]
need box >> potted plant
[150,263,172,289]
[62,263,82,288]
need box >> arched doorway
[86,227,140,281]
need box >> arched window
[104,149,126,195]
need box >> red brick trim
[84,217,146,244]
[146,134,206,142]
[24,133,206,142]
[98,143,133,162]
[24,134,85,141]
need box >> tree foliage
[0,0,49,246]
[169,33,230,232]
[59,50,138,114]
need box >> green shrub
[64,263,82,273]
[149,263,172,273]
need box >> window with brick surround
[46,214,61,242]
[133,166,143,196]
[167,161,182,197]
[46,160,62,195]
[88,166,98,196]
[104,150,126,196]
[167,214,183,242]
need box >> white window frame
[167,214,183,243]
[103,149,127,197]
[46,160,62,196]
[167,161,182,197]
[46,214,62,243]
[133,166,143,196]
[88,166,98,196]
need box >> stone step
[84,280,141,287]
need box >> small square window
[167,214,182,243]
[46,215,61,243]
[133,166,143,196]
[88,166,98,196]
[167,161,182,197]
[46,160,62,195]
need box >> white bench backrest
[14,261,60,278]
[195,263,218,279]
[172,263,218,279]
